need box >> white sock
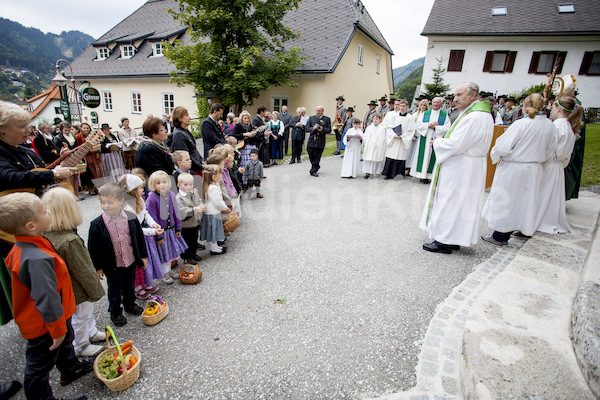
[209,242,221,252]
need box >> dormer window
[557,3,575,13]
[153,42,163,57]
[121,45,135,59]
[97,47,109,60]
[491,6,507,16]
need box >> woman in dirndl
[232,110,260,186]
[99,122,126,183]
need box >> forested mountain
[0,18,93,101]
[395,65,423,101]
[392,57,424,90]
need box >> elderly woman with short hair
[135,117,174,177]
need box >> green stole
[425,101,491,225]
[416,110,447,174]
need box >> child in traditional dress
[172,150,194,187]
[146,170,188,283]
[118,174,164,298]
[41,187,106,357]
[88,183,146,327]
[176,173,206,264]
[201,164,229,255]
[340,119,363,178]
[243,149,265,198]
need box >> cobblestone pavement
[1,154,499,400]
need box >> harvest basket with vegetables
[142,296,168,326]
[178,264,202,285]
[93,326,141,391]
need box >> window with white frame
[271,96,289,113]
[155,43,164,57]
[131,91,142,114]
[162,92,175,115]
[358,44,364,66]
[121,45,134,59]
[102,90,113,111]
[376,55,381,74]
[97,47,109,60]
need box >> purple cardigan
[146,191,182,235]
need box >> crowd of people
[0,72,587,399]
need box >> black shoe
[60,359,94,386]
[310,172,319,177]
[446,244,460,250]
[297,159,301,163]
[332,151,340,155]
[210,249,227,255]
[111,314,127,327]
[289,160,295,164]
[197,244,206,250]
[193,254,203,261]
[263,164,270,168]
[0,380,21,398]
[422,241,452,254]
[56,397,87,400]
[124,304,144,315]
[383,176,390,180]
[185,258,198,265]
[217,239,226,246]
[420,179,431,184]
[364,174,370,179]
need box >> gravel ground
[0,154,497,400]
[584,184,600,194]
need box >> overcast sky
[0,0,434,68]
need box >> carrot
[120,340,133,349]
[114,345,132,359]
[129,355,137,366]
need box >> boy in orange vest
[0,193,91,400]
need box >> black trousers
[24,318,78,400]
[291,139,303,162]
[283,130,290,155]
[334,128,342,141]
[307,146,324,174]
[181,227,199,260]
[105,263,136,317]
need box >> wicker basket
[141,299,169,326]
[179,264,202,284]
[93,326,141,392]
[222,212,240,232]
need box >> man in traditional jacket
[409,97,451,182]
[363,100,377,130]
[332,96,346,155]
[445,95,460,124]
[377,95,389,117]
[503,97,517,125]
[420,82,494,254]
[279,105,292,156]
[306,106,331,177]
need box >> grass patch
[582,124,600,187]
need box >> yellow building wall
[251,28,393,119]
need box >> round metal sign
[80,87,101,108]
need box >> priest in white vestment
[410,97,451,182]
[420,83,494,253]
[382,99,416,180]
[481,93,557,245]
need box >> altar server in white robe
[362,111,387,179]
[382,99,416,180]
[536,96,583,233]
[410,97,451,182]
[420,83,494,254]
[340,119,363,178]
[481,93,558,246]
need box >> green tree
[424,58,450,98]
[395,65,423,101]
[165,0,306,108]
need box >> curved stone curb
[369,240,526,400]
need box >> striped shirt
[102,211,134,268]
